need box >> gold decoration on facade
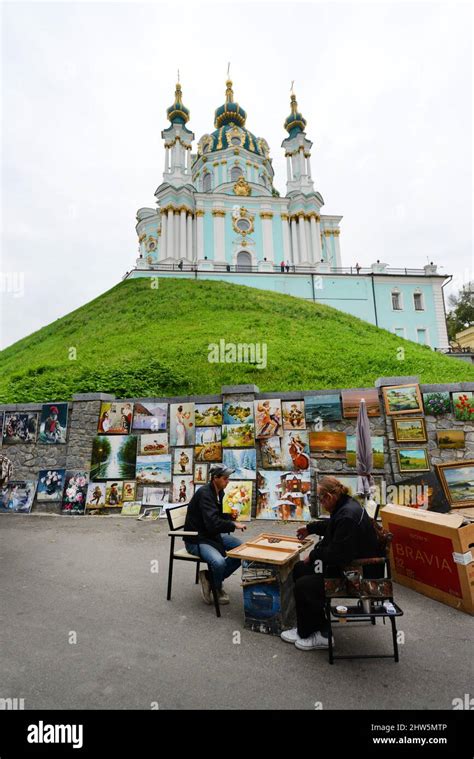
[259,212,274,220]
[231,206,255,236]
[213,162,219,167]
[280,213,289,221]
[212,209,226,217]
[233,176,251,196]
[195,210,205,217]
[234,148,240,155]
[138,233,146,243]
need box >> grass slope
[0,278,471,403]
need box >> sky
[1,0,472,349]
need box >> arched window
[230,165,243,182]
[236,251,252,271]
[231,136,241,146]
[202,172,212,192]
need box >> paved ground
[1,515,472,710]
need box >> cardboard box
[381,505,474,615]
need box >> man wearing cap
[184,465,246,605]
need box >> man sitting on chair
[184,465,247,605]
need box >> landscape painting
[39,403,68,444]
[173,448,194,475]
[97,402,134,434]
[136,454,172,485]
[170,403,195,446]
[0,481,37,513]
[2,412,38,444]
[223,481,253,521]
[121,502,142,517]
[282,401,306,430]
[382,384,423,415]
[85,483,106,509]
[195,403,223,427]
[392,418,427,443]
[256,470,311,521]
[61,472,89,514]
[195,426,222,462]
[132,402,167,432]
[260,437,283,469]
[221,423,255,449]
[142,486,171,506]
[280,431,310,470]
[90,435,137,481]
[435,461,474,507]
[436,430,465,449]
[397,448,430,473]
[309,431,346,459]
[346,436,384,468]
[223,402,254,426]
[223,449,257,479]
[172,476,194,504]
[138,433,169,456]
[305,394,342,425]
[254,400,283,438]
[389,472,449,512]
[36,469,66,501]
[341,389,381,418]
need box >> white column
[213,212,226,263]
[187,213,193,260]
[160,211,168,261]
[282,216,291,265]
[300,149,306,178]
[196,212,204,260]
[305,218,313,263]
[306,155,312,179]
[179,209,187,261]
[168,210,175,260]
[298,214,308,264]
[165,147,170,173]
[333,231,342,268]
[286,156,292,181]
[310,215,321,263]
[291,218,299,265]
[261,215,274,264]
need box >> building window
[231,136,241,146]
[202,173,212,192]
[391,290,402,310]
[414,292,424,311]
[417,328,427,345]
[236,218,251,233]
[394,327,406,339]
[236,251,252,271]
[230,165,243,182]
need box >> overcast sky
[1,0,472,349]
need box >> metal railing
[126,263,440,276]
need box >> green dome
[167,83,190,125]
[205,123,265,156]
[284,94,307,137]
[214,80,247,128]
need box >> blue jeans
[185,533,242,590]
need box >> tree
[446,287,474,342]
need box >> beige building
[455,326,474,351]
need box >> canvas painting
[61,472,89,514]
[436,430,465,449]
[221,423,255,449]
[0,481,37,513]
[387,472,449,512]
[173,447,194,475]
[139,506,164,520]
[121,501,142,517]
[37,469,66,501]
[195,427,222,462]
[172,475,194,504]
[105,481,123,508]
[170,403,195,446]
[136,454,172,485]
[142,485,171,506]
[309,431,347,459]
[85,482,106,509]
[97,402,134,434]
[223,481,253,522]
[132,402,167,432]
[223,402,254,426]
[193,464,208,485]
[256,470,311,521]
[423,391,451,416]
[254,400,283,438]
[341,388,381,418]
[138,433,169,456]
[397,448,430,472]
[122,481,137,502]
[39,403,68,444]
[260,437,283,469]
[280,431,310,470]
[452,392,474,421]
[195,403,223,427]
[346,436,384,468]
[305,395,342,425]
[435,461,474,507]
[392,418,427,443]
[382,384,423,415]
[90,435,137,481]
[223,449,257,479]
[282,401,306,430]
[2,412,38,444]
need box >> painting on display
[260,437,283,469]
[254,400,283,439]
[346,436,384,468]
[256,470,311,521]
[39,403,68,444]
[435,461,474,508]
[97,402,134,434]
[173,448,194,475]
[221,424,255,449]
[132,402,167,432]
[122,481,137,502]
[172,475,194,504]
[0,481,37,513]
[452,392,474,421]
[61,472,89,514]
[223,402,254,426]
[85,482,106,509]
[396,448,430,473]
[139,506,165,520]
[305,395,342,426]
[436,430,465,449]
[90,435,137,481]
[387,472,449,512]
[382,384,423,416]
[121,502,142,517]
[170,403,195,446]
[280,431,310,471]
[195,403,223,427]
[223,449,257,480]
[309,431,346,460]
[195,427,222,462]
[36,469,66,501]
[282,401,306,430]
[193,465,208,485]
[105,481,124,508]
[2,412,38,444]
[392,418,427,444]
[142,485,171,506]
[341,389,381,418]
[223,481,253,522]
[138,433,169,456]
[423,392,451,417]
[136,454,172,485]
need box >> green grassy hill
[0,278,471,403]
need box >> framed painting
[346,436,384,468]
[172,475,194,504]
[260,437,283,470]
[85,482,106,510]
[436,430,465,449]
[382,384,423,416]
[280,431,310,470]
[281,400,306,430]
[138,433,169,456]
[396,448,430,473]
[122,481,137,502]
[173,447,194,475]
[309,431,346,459]
[254,400,283,439]
[223,402,254,426]
[193,464,209,485]
[0,481,37,513]
[105,481,123,508]
[169,403,195,446]
[304,395,342,425]
[97,402,134,434]
[223,449,256,479]
[37,469,66,501]
[387,472,449,513]
[392,418,427,444]
[2,412,38,444]
[136,454,172,485]
[195,427,222,462]
[223,481,253,522]
[90,435,137,481]
[452,392,474,422]
[132,402,167,432]
[61,471,89,514]
[195,403,223,427]
[142,485,171,506]
[39,403,68,444]
[422,391,451,417]
[435,461,474,508]
[256,470,311,521]
[221,423,255,449]
[341,389,381,418]
[121,502,142,517]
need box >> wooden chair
[166,504,221,617]
[324,528,404,664]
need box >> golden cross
[291,80,295,95]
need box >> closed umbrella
[355,398,374,501]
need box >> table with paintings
[226,533,312,635]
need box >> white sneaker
[280,627,301,644]
[295,631,334,650]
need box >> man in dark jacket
[281,475,382,651]
[184,465,246,605]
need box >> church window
[236,218,251,233]
[203,173,212,192]
[230,165,243,182]
[391,290,402,310]
[413,292,424,311]
[231,136,241,146]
